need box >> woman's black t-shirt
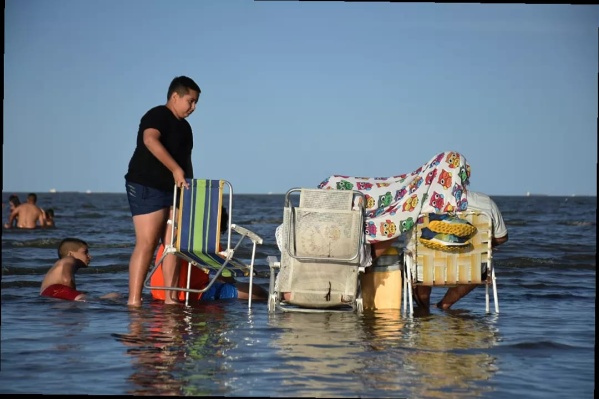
[125,105,193,192]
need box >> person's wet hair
[57,238,88,259]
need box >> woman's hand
[173,168,189,189]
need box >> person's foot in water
[435,284,478,310]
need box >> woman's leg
[160,207,181,305]
[127,208,170,306]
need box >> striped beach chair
[143,179,263,307]
[403,210,499,315]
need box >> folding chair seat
[268,188,366,313]
[144,179,263,307]
[403,210,499,315]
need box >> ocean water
[1,192,595,397]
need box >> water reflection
[362,309,500,398]
[177,303,237,396]
[112,302,500,398]
[267,311,370,396]
[113,303,189,395]
[112,302,236,396]
[49,303,90,352]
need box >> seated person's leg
[413,286,432,308]
[235,282,268,300]
[436,284,477,310]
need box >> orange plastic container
[150,244,209,301]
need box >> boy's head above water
[57,238,91,266]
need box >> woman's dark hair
[8,195,20,207]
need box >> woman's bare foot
[164,296,181,305]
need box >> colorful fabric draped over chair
[317,151,471,245]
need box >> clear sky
[4,1,598,196]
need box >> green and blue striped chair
[144,179,263,307]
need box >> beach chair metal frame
[268,188,366,314]
[403,210,499,315]
[143,179,263,308]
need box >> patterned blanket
[317,151,471,244]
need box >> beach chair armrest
[231,223,263,245]
[267,255,280,269]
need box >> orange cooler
[360,246,403,310]
[150,244,209,301]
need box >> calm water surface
[1,192,595,397]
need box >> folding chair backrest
[299,188,354,210]
[410,211,492,286]
[277,188,365,309]
[176,179,227,268]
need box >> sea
[0,191,595,398]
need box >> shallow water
[1,192,595,397]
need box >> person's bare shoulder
[40,259,64,293]
[40,257,79,292]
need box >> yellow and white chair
[403,210,499,315]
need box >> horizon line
[1,190,597,198]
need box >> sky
[3,1,598,196]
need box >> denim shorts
[125,181,173,216]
